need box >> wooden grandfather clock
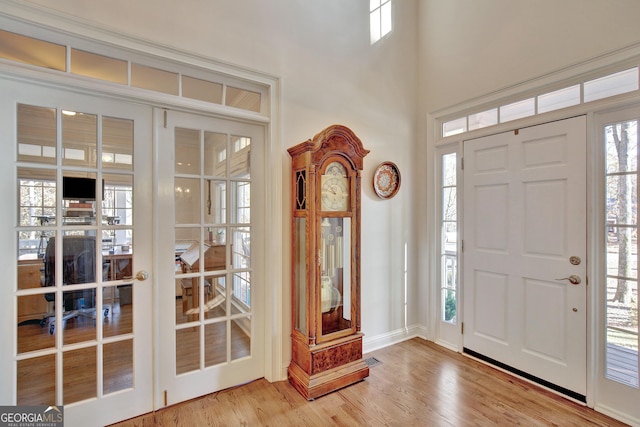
[287,124,370,400]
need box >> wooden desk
[104,249,132,281]
[179,242,225,319]
[17,258,48,323]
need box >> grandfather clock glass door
[157,110,265,406]
[2,80,153,426]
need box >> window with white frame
[370,0,392,44]
[440,152,458,324]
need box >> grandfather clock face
[321,162,349,211]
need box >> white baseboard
[594,404,640,427]
[363,324,428,354]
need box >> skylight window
[370,0,392,44]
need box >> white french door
[463,116,587,398]
[0,79,153,426]
[157,110,265,406]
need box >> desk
[179,241,225,319]
[104,248,133,281]
[17,258,48,322]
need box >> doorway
[1,79,154,426]
[156,110,266,406]
[462,116,587,399]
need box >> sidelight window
[604,119,640,388]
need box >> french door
[463,116,587,399]
[157,110,265,406]
[0,79,153,425]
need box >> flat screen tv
[62,176,96,201]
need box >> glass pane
[230,136,251,178]
[204,181,226,225]
[176,327,200,374]
[605,278,639,388]
[53,235,97,286]
[104,339,133,394]
[442,188,457,221]
[62,111,97,167]
[468,108,498,131]
[370,7,381,44]
[175,177,201,224]
[103,174,133,228]
[17,104,57,164]
[71,49,128,84]
[104,284,133,337]
[441,289,457,323]
[500,98,535,123]
[183,76,223,105]
[205,321,227,367]
[0,29,66,71]
[442,222,457,254]
[175,128,200,175]
[204,275,226,320]
[177,277,201,323]
[294,218,307,333]
[226,87,261,113]
[607,226,638,280]
[538,85,580,113]
[585,67,639,103]
[17,354,56,405]
[64,346,97,403]
[230,316,251,361]
[230,181,250,224]
[231,272,251,315]
[18,167,57,228]
[204,239,227,272]
[606,121,638,174]
[321,217,352,336]
[61,288,97,345]
[103,117,134,170]
[204,132,227,176]
[231,227,250,269]
[131,63,179,95]
[17,294,54,353]
[443,117,466,137]
[442,153,457,187]
[606,175,637,225]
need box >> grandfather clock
[287,124,370,400]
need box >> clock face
[321,162,349,211]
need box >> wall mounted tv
[62,176,97,201]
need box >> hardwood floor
[110,338,628,427]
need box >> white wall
[415,0,640,343]
[419,0,640,113]
[21,0,420,356]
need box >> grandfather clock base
[288,334,369,400]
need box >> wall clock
[373,161,400,199]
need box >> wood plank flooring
[110,338,628,426]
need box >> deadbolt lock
[569,256,581,265]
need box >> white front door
[463,116,587,398]
[0,79,153,426]
[157,110,265,406]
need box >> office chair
[41,236,110,334]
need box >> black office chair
[41,236,109,334]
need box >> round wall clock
[373,161,401,199]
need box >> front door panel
[463,116,587,397]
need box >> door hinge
[461,239,464,252]
[164,390,167,406]
[461,322,464,335]
[163,110,168,128]
[461,157,464,170]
